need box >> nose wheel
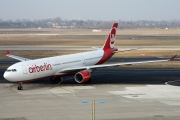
[17,82,23,90]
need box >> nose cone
[3,72,9,80]
[4,71,15,82]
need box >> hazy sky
[1,0,180,21]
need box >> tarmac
[0,67,180,120]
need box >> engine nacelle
[74,71,91,83]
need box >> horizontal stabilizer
[115,48,139,53]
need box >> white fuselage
[4,50,104,82]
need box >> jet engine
[74,71,91,83]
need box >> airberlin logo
[110,34,115,48]
[29,63,52,73]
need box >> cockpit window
[12,69,17,72]
[6,69,17,72]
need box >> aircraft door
[81,56,86,65]
[21,65,28,74]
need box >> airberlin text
[29,63,52,73]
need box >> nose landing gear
[17,82,23,90]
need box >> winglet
[6,50,10,55]
[169,55,177,61]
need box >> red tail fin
[102,23,118,50]
[112,23,118,28]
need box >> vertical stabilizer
[102,23,118,50]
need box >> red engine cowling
[74,71,91,83]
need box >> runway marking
[57,83,95,93]
[56,78,78,93]
[57,82,77,93]
[109,85,180,105]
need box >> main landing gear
[50,77,63,84]
[17,82,23,90]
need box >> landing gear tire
[17,83,23,90]
[50,77,63,84]
[50,77,56,84]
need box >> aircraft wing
[6,50,31,61]
[57,55,177,73]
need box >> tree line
[0,17,180,29]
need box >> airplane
[3,23,176,90]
